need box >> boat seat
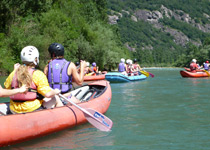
[81,91,94,102]
[0,103,10,115]
[80,87,102,102]
[71,86,90,100]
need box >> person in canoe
[190,59,199,73]
[127,59,135,76]
[84,62,94,76]
[203,60,209,71]
[44,43,86,103]
[132,58,142,75]
[75,61,80,68]
[118,58,127,75]
[4,46,63,114]
[91,62,99,74]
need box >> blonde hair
[16,64,34,87]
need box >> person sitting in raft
[118,58,127,75]
[132,58,142,75]
[127,60,135,76]
[203,60,209,71]
[126,59,130,74]
[44,43,86,103]
[75,61,80,68]
[90,62,99,75]
[4,46,63,114]
[84,62,94,76]
[190,59,199,73]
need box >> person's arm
[0,85,28,97]
[124,64,128,72]
[43,64,49,76]
[68,61,86,86]
[138,64,142,71]
[96,66,99,73]
[44,88,60,98]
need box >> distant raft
[180,70,210,78]
[84,74,106,81]
[84,71,107,81]
[105,72,147,83]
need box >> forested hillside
[107,0,210,67]
[0,0,129,74]
[1,0,210,73]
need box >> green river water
[1,68,210,150]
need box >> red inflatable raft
[180,70,210,78]
[0,80,112,147]
[84,74,106,81]
[184,67,204,72]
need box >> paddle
[59,94,113,131]
[148,71,155,78]
[140,70,149,77]
[203,70,210,77]
[140,70,154,78]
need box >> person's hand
[54,88,61,95]
[18,85,28,93]
[80,60,87,69]
[14,63,20,70]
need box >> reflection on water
[3,125,113,150]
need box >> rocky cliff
[108,5,210,48]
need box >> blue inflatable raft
[105,72,147,83]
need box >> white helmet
[128,59,132,65]
[126,59,130,64]
[192,59,197,63]
[120,58,125,63]
[21,46,39,65]
[86,62,90,67]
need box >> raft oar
[140,70,149,77]
[203,70,210,77]
[140,70,154,78]
[59,94,113,131]
[148,71,154,78]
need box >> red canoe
[0,80,112,147]
[184,67,204,72]
[180,70,210,78]
[84,74,106,81]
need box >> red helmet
[206,61,209,63]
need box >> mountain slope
[107,0,210,66]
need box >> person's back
[118,58,126,72]
[133,59,142,72]
[45,43,86,103]
[190,59,198,73]
[4,46,62,114]
[48,58,72,94]
[203,61,209,70]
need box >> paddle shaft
[204,70,210,77]
[59,94,90,114]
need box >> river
[1,68,210,150]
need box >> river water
[1,68,210,150]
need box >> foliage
[0,0,129,73]
[107,0,210,67]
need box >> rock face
[108,5,208,48]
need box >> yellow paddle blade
[204,70,210,77]
[140,71,149,77]
[85,73,94,76]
